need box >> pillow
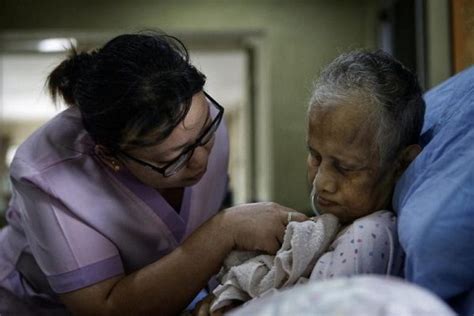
[393,66,474,315]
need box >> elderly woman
[308,49,425,221]
[306,49,425,279]
[200,50,426,315]
[0,32,307,315]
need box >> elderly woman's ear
[394,144,422,178]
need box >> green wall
[1,0,378,212]
[426,0,451,88]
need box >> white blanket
[211,214,340,312]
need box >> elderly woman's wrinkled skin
[307,102,398,224]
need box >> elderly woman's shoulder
[333,210,398,246]
[351,210,397,231]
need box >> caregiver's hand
[218,202,308,254]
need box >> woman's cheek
[307,156,317,185]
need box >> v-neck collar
[111,166,193,242]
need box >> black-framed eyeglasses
[120,92,224,177]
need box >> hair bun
[47,49,97,106]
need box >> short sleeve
[310,211,403,280]
[11,163,124,293]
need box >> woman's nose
[187,133,216,169]
[187,143,211,169]
[314,164,337,194]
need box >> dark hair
[47,32,206,151]
[309,49,425,162]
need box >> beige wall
[1,0,378,212]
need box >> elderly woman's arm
[59,203,307,316]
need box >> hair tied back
[47,47,98,107]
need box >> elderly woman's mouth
[317,196,338,207]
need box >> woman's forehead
[129,92,209,158]
[157,93,209,146]
[308,104,379,157]
[180,92,209,129]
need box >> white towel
[211,213,340,312]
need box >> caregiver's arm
[60,203,307,316]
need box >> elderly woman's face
[307,103,397,224]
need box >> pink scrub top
[0,106,229,309]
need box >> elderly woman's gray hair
[309,50,425,163]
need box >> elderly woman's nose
[314,164,337,194]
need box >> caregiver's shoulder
[11,107,90,175]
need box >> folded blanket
[211,214,340,312]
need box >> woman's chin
[316,207,352,224]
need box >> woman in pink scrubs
[0,32,306,315]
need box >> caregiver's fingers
[192,294,214,316]
[281,210,308,225]
[276,226,285,245]
[221,202,302,255]
[263,236,284,255]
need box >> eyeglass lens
[163,101,221,176]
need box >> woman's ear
[395,144,422,178]
[94,145,122,172]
